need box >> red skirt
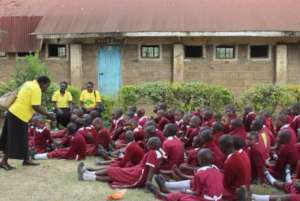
[107,166,146,188]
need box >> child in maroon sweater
[32,116,52,154]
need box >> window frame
[248,44,272,61]
[138,44,162,60]
[214,45,238,61]
[16,52,35,59]
[46,44,69,60]
[184,45,205,59]
[0,51,8,59]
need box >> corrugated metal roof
[33,0,300,35]
[2,0,300,36]
[0,16,42,52]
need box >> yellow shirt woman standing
[0,76,55,170]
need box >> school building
[1,0,300,95]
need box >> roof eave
[34,31,300,39]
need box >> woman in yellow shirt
[0,76,55,170]
[80,81,102,114]
[52,81,73,127]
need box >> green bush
[119,85,139,109]
[14,53,50,87]
[68,85,81,106]
[240,84,296,114]
[117,82,234,115]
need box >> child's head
[76,118,84,128]
[89,110,99,120]
[246,131,258,146]
[126,119,138,131]
[144,125,156,138]
[219,135,235,155]
[276,112,289,129]
[212,121,224,133]
[203,109,213,120]
[72,108,84,118]
[128,106,137,114]
[83,114,92,127]
[31,115,41,127]
[35,115,46,129]
[67,122,78,135]
[112,108,123,119]
[156,110,166,119]
[197,148,214,167]
[230,118,243,129]
[146,137,161,150]
[233,136,246,150]
[163,123,177,137]
[125,130,135,143]
[192,134,203,148]
[250,116,264,131]
[277,130,291,145]
[225,104,236,116]
[71,114,79,123]
[244,105,253,114]
[200,128,214,144]
[92,117,104,130]
[189,116,201,128]
[137,108,146,117]
[174,110,184,121]
[182,113,192,124]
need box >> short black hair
[87,81,94,86]
[37,76,51,85]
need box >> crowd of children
[26,101,300,201]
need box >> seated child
[267,130,300,180]
[160,124,184,172]
[77,137,163,189]
[31,115,52,154]
[152,148,224,201]
[33,122,86,160]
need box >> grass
[0,119,284,201]
[0,157,158,201]
[0,156,285,201]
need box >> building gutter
[34,31,300,39]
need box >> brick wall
[121,44,173,85]
[0,54,16,83]
[184,44,275,94]
[287,44,300,84]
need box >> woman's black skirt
[0,111,28,159]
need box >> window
[140,45,160,59]
[48,44,67,58]
[0,51,6,57]
[17,52,35,57]
[184,45,203,58]
[216,45,236,59]
[250,45,269,59]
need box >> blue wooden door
[98,46,122,96]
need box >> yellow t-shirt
[80,89,101,109]
[9,80,41,123]
[52,90,73,108]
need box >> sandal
[0,163,16,171]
